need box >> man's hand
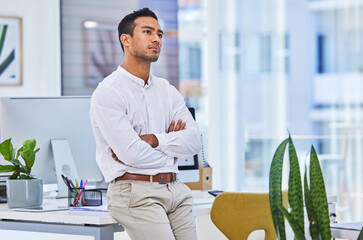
[168,119,186,133]
[139,120,186,149]
[139,134,159,148]
[167,119,186,163]
[111,149,122,163]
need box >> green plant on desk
[0,138,39,179]
[269,135,363,240]
[0,138,43,208]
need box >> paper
[69,204,108,212]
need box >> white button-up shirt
[90,66,201,182]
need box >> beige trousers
[107,179,197,240]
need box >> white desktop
[0,97,199,197]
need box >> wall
[0,0,61,97]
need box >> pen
[68,179,75,188]
[73,180,80,206]
[80,179,88,205]
[82,179,88,189]
[61,174,73,192]
[75,180,88,206]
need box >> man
[90,8,201,240]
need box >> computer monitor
[0,97,103,197]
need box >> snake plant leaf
[304,164,319,239]
[269,138,289,240]
[0,25,8,57]
[0,138,15,161]
[277,204,306,240]
[0,164,16,173]
[288,136,304,233]
[358,226,363,240]
[309,146,331,239]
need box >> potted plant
[0,138,42,208]
[269,135,363,239]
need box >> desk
[0,193,213,240]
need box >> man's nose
[151,33,161,43]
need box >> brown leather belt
[114,172,177,184]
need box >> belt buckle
[158,173,173,184]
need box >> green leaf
[304,165,319,240]
[0,49,15,75]
[269,138,289,240]
[18,174,34,179]
[19,165,29,174]
[358,225,363,240]
[20,139,39,170]
[309,146,331,239]
[23,139,37,151]
[0,164,15,173]
[288,136,305,234]
[9,171,19,179]
[20,149,36,170]
[0,25,8,57]
[0,138,15,161]
[277,204,306,240]
[9,159,22,166]
[16,147,22,159]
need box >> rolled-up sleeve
[91,86,173,169]
[154,86,202,157]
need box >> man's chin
[150,56,159,62]
[145,55,159,62]
[134,52,160,62]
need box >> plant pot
[6,178,43,208]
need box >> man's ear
[120,34,131,48]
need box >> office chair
[210,191,288,240]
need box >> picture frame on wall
[0,16,22,86]
[83,20,121,87]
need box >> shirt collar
[118,66,152,88]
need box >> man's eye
[158,34,163,38]
[144,30,151,33]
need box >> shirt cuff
[154,132,167,151]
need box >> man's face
[127,16,163,62]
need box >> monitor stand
[51,139,80,198]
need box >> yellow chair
[210,191,288,240]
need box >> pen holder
[68,187,85,207]
[68,188,103,207]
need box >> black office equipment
[208,190,224,197]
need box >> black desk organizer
[68,188,105,207]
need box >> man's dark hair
[118,8,158,52]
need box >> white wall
[0,0,61,97]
